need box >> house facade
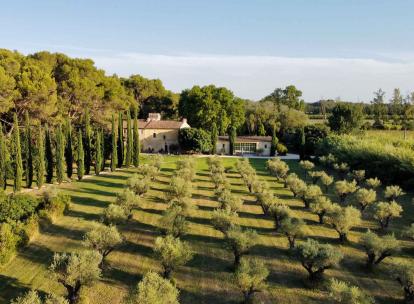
[124,113,190,153]
[216,136,272,156]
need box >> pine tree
[299,127,306,160]
[125,110,132,167]
[56,125,64,184]
[0,124,7,189]
[117,112,124,168]
[111,114,117,171]
[229,125,236,156]
[211,122,218,154]
[13,113,23,192]
[77,129,84,180]
[45,125,54,183]
[36,125,45,189]
[84,110,92,175]
[133,108,140,167]
[95,129,102,175]
[65,117,73,179]
[24,112,33,188]
[270,128,278,157]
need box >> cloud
[70,51,414,102]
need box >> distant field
[0,156,412,303]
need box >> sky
[1,0,414,102]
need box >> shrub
[178,128,212,153]
[13,215,39,247]
[328,278,374,304]
[0,222,20,265]
[0,193,40,222]
[39,190,70,223]
[276,143,288,156]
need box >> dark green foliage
[55,125,64,184]
[303,124,329,156]
[133,108,140,167]
[64,117,73,179]
[299,126,306,160]
[0,223,20,265]
[0,125,6,189]
[45,125,53,184]
[77,129,84,180]
[0,193,40,222]
[211,122,218,154]
[36,126,45,189]
[111,114,117,171]
[101,129,105,171]
[84,110,92,175]
[95,129,102,175]
[257,119,266,136]
[262,85,305,110]
[13,113,23,191]
[328,103,364,134]
[117,111,124,168]
[126,109,132,167]
[24,112,33,188]
[229,125,236,156]
[178,128,212,153]
[270,129,278,156]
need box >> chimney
[148,113,161,121]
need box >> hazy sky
[2,0,414,102]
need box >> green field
[0,156,413,303]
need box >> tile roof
[218,136,272,142]
[125,119,186,129]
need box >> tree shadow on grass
[80,178,126,189]
[186,252,231,273]
[187,216,213,226]
[183,233,223,246]
[116,240,154,258]
[0,275,30,303]
[73,187,118,198]
[196,185,215,191]
[70,194,110,208]
[40,222,85,241]
[139,207,164,216]
[179,288,239,304]
[66,208,102,222]
[196,205,216,212]
[102,266,141,287]
[192,193,218,202]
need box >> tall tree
[55,125,64,184]
[328,103,364,134]
[24,112,33,188]
[117,111,124,168]
[133,108,140,167]
[0,124,7,189]
[13,113,23,191]
[36,125,45,189]
[299,127,306,160]
[77,129,84,180]
[371,89,387,126]
[64,117,73,179]
[229,125,236,156]
[100,129,105,171]
[111,114,117,171]
[270,128,278,156]
[211,122,218,154]
[83,109,92,175]
[95,129,102,175]
[125,109,132,167]
[45,125,54,183]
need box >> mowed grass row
[0,156,413,303]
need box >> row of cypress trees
[0,109,141,192]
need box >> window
[265,144,267,148]
[153,133,156,138]
[222,143,225,148]
[163,135,166,140]
[234,143,257,154]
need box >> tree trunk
[234,252,241,269]
[318,213,324,224]
[338,232,347,243]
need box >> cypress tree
[133,108,140,167]
[45,125,54,183]
[77,129,84,180]
[211,122,218,154]
[95,129,102,175]
[111,114,117,171]
[13,113,23,192]
[117,111,124,168]
[228,125,236,156]
[64,117,73,179]
[299,127,306,160]
[84,110,92,175]
[125,110,132,167]
[36,125,45,189]
[56,125,64,184]
[101,129,105,171]
[270,127,279,157]
[24,112,33,188]
[0,124,6,189]
[257,119,266,136]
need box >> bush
[0,222,20,264]
[0,193,41,222]
[276,143,288,156]
[12,216,39,247]
[39,189,70,223]
[179,128,212,153]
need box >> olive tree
[302,185,322,208]
[11,291,69,304]
[354,188,377,212]
[351,170,366,186]
[127,174,150,196]
[159,205,188,238]
[365,177,381,189]
[268,202,291,231]
[103,204,129,225]
[83,222,123,267]
[404,224,414,240]
[49,251,102,304]
[166,176,192,202]
[255,191,275,215]
[295,238,343,281]
[115,188,140,218]
[299,160,315,171]
[127,271,179,304]
[319,172,334,192]
[234,257,269,304]
[310,196,334,224]
[280,217,306,249]
[138,164,159,181]
[326,205,361,243]
[392,263,414,303]
[333,162,350,179]
[266,158,289,183]
[154,235,193,279]
[335,180,357,203]
[309,171,323,184]
[225,226,258,268]
[360,230,400,268]
[211,207,238,235]
[286,176,307,198]
[374,201,403,230]
[217,189,243,212]
[328,278,374,304]
[384,185,404,202]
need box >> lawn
[0,155,412,303]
